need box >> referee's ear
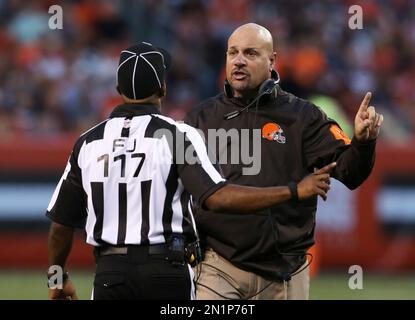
[159,82,167,98]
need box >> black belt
[96,244,170,257]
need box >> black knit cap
[116,42,171,100]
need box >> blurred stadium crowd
[0,0,413,140]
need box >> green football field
[0,270,414,300]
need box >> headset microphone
[223,111,239,120]
[223,97,261,120]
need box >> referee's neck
[121,94,162,109]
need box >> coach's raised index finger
[358,92,372,113]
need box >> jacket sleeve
[302,103,376,190]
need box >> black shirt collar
[109,103,161,118]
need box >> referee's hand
[297,162,336,201]
[49,279,79,300]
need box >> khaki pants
[195,249,309,300]
[287,259,310,300]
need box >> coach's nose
[233,52,247,67]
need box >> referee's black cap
[116,42,171,100]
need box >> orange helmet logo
[262,122,286,143]
[330,124,351,145]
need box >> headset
[223,69,280,120]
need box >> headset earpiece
[257,79,279,105]
[271,69,280,82]
[258,79,277,95]
[223,79,233,98]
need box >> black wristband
[288,181,299,202]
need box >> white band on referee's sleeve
[153,115,225,184]
[47,159,71,212]
[178,123,225,184]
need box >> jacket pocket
[94,272,125,288]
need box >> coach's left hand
[354,92,384,141]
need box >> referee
[46,42,334,300]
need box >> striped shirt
[46,103,226,246]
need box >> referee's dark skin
[47,44,334,300]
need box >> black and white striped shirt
[46,103,226,246]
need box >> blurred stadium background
[0,0,414,300]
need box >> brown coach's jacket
[184,86,376,280]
